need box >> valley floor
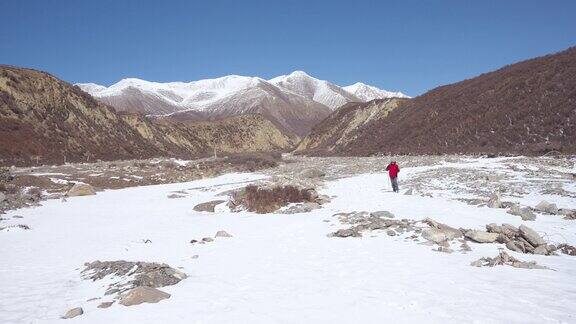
[1,156,575,323]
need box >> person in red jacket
[386,161,400,193]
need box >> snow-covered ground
[1,159,575,323]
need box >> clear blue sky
[1,0,575,96]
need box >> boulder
[487,191,502,208]
[464,230,499,243]
[193,200,225,212]
[501,224,520,238]
[215,230,233,238]
[386,230,396,236]
[535,201,559,214]
[62,307,83,319]
[422,218,463,240]
[67,183,96,197]
[506,240,522,253]
[299,169,325,179]
[507,205,536,221]
[119,286,170,306]
[422,228,449,244]
[97,301,114,309]
[519,225,546,247]
[370,211,395,219]
[533,245,548,255]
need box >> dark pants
[390,177,399,192]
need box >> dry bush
[239,184,314,213]
[223,152,282,172]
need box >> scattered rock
[386,229,396,236]
[465,230,499,243]
[331,228,361,238]
[487,191,502,208]
[97,301,114,309]
[119,286,170,306]
[533,245,548,255]
[193,200,225,213]
[215,230,233,238]
[278,202,321,214]
[202,237,214,242]
[167,194,185,199]
[518,225,546,247]
[83,261,187,295]
[404,188,413,195]
[190,239,198,244]
[67,183,96,197]
[62,307,83,319]
[507,205,536,221]
[370,211,395,219]
[558,244,576,256]
[534,201,559,214]
[470,250,548,270]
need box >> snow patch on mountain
[344,82,410,101]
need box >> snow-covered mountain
[76,72,407,136]
[343,82,410,101]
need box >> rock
[97,301,114,309]
[193,200,225,212]
[534,201,559,214]
[470,251,548,270]
[487,191,502,208]
[370,211,395,219]
[533,245,548,255]
[460,241,472,252]
[470,259,484,267]
[422,228,449,244]
[486,223,502,233]
[0,192,5,203]
[167,194,185,199]
[215,230,233,238]
[519,225,546,247]
[332,228,360,238]
[299,168,325,179]
[558,244,576,256]
[465,230,499,243]
[404,188,413,195]
[279,202,321,214]
[119,286,170,306]
[67,183,96,197]
[202,237,214,242]
[507,205,536,221]
[501,224,519,238]
[386,229,396,236]
[190,239,198,244]
[62,307,83,319]
[316,195,331,205]
[422,218,463,240]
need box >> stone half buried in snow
[61,307,83,319]
[487,191,502,208]
[421,218,463,243]
[518,225,547,247]
[66,183,96,197]
[215,230,233,238]
[470,250,549,270]
[507,205,536,221]
[193,200,225,213]
[464,230,500,243]
[119,286,171,306]
[534,201,559,214]
[298,168,326,179]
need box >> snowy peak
[343,82,410,101]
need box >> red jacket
[386,163,400,178]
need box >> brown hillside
[335,46,576,156]
[0,65,296,166]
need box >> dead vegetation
[231,184,317,213]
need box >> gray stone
[215,230,233,238]
[465,230,499,243]
[534,201,559,214]
[533,245,548,255]
[386,229,396,236]
[97,301,114,309]
[422,228,449,244]
[67,183,96,197]
[202,237,214,242]
[519,225,546,247]
[193,200,225,212]
[0,192,5,203]
[404,188,413,195]
[299,168,326,179]
[332,228,360,238]
[507,205,536,221]
[62,307,83,319]
[487,191,502,208]
[119,286,171,306]
[370,211,395,219]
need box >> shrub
[239,184,314,213]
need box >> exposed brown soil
[299,46,576,156]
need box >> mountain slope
[269,71,361,109]
[295,98,407,154]
[321,46,576,156]
[0,65,295,166]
